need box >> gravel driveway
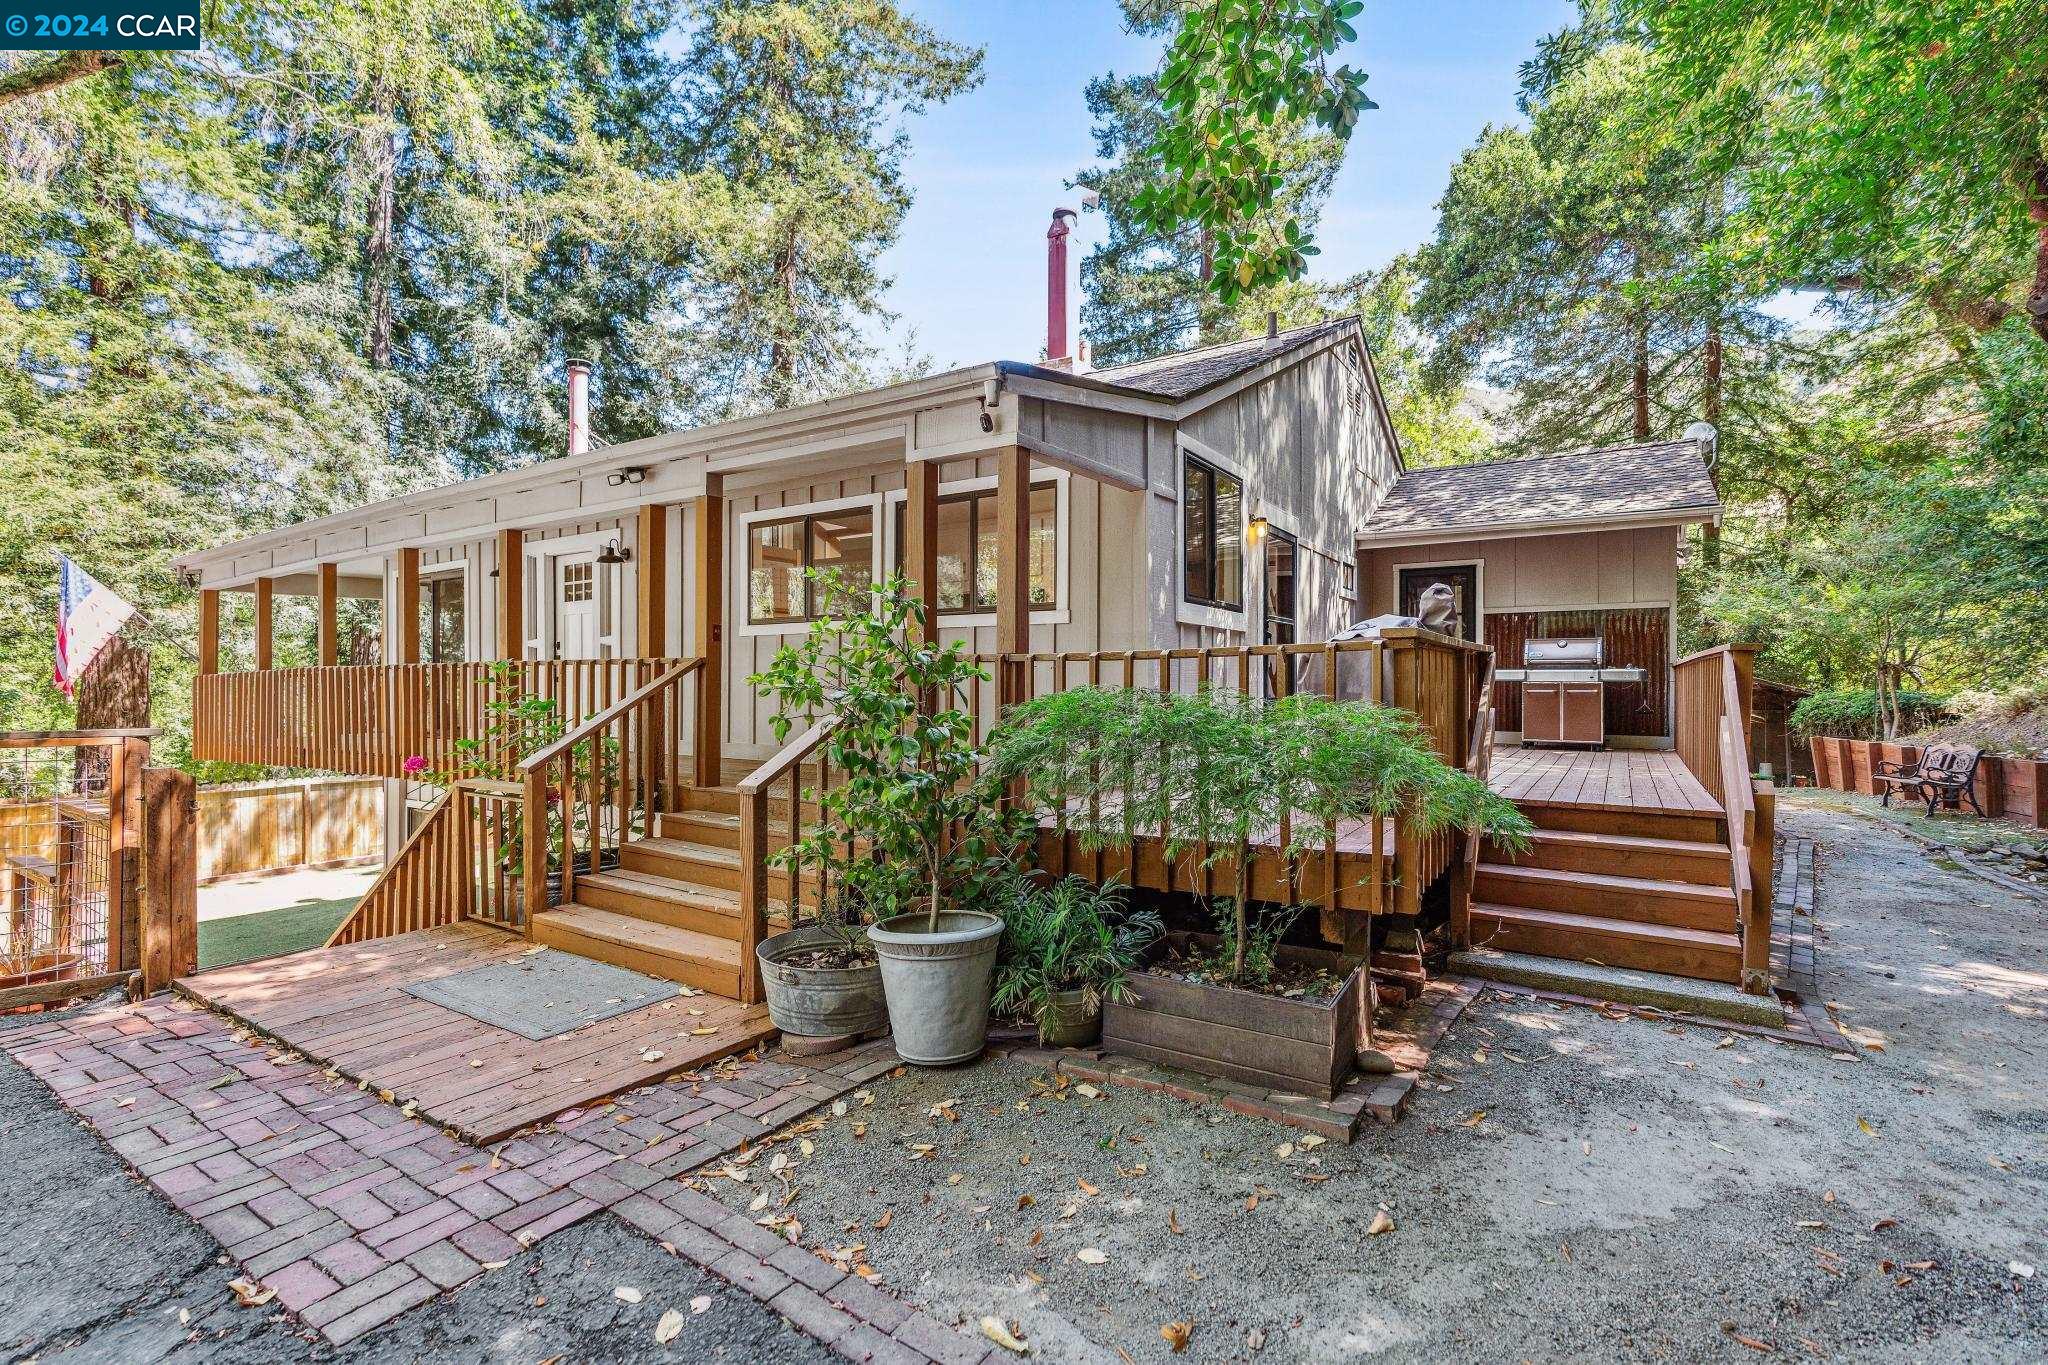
[692,793,2047,1362]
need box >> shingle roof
[1080,317,1358,400]
[1357,440,1721,540]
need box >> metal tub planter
[756,924,887,1040]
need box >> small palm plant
[991,877,1164,1034]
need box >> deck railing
[193,659,692,781]
[1672,645,1775,994]
[967,631,1492,920]
[737,711,843,1005]
[519,658,706,930]
[733,631,1493,978]
[325,778,536,947]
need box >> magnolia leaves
[1136,0,1375,300]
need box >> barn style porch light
[596,539,632,566]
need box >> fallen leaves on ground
[227,1278,275,1308]
[654,1309,684,1343]
[980,1317,1029,1353]
[874,1208,893,1230]
[1167,1208,1183,1235]
[1462,1110,1485,1128]
[691,1294,712,1313]
[1075,1247,1109,1265]
[1160,1320,1194,1353]
[1367,1210,1395,1237]
[614,1286,643,1303]
[1857,1117,1878,1137]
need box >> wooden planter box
[1847,740,1876,795]
[1102,936,1363,1099]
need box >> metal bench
[1875,744,1985,817]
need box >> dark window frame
[1182,453,1245,611]
[422,573,465,663]
[746,506,876,626]
[892,480,1059,615]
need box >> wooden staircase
[530,785,796,994]
[1469,804,1744,984]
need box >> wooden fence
[198,777,383,882]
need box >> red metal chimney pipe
[566,358,591,456]
[1047,209,1077,364]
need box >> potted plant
[750,570,1027,1063]
[992,876,1163,1047]
[986,686,1531,1096]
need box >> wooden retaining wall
[1807,737,2048,829]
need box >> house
[175,312,1460,995]
[1354,437,1723,748]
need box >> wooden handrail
[738,713,841,796]
[518,658,703,774]
[737,709,847,1005]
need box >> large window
[747,506,875,624]
[1183,454,1244,610]
[893,482,1057,614]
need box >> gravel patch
[693,794,2047,1362]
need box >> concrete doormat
[993,978,1482,1141]
[403,948,683,1040]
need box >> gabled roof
[1077,317,1359,400]
[1357,439,1721,544]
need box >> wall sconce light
[1248,515,1270,546]
[488,567,500,579]
[596,539,632,566]
[605,467,646,488]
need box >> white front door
[553,553,602,659]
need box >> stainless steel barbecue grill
[1494,637,1646,747]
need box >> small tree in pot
[750,570,1027,1062]
[991,877,1164,1047]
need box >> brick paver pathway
[4,996,1005,1361]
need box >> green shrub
[991,877,1163,1023]
[1790,687,1948,740]
[984,685,1531,986]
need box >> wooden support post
[636,504,668,656]
[903,458,940,646]
[495,528,525,661]
[394,551,419,665]
[253,577,274,670]
[140,766,197,993]
[1742,779,1776,995]
[994,445,1031,709]
[108,737,146,976]
[316,562,339,667]
[197,590,219,675]
[691,480,725,788]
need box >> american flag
[54,554,137,698]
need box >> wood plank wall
[1484,607,1670,738]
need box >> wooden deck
[175,922,775,1145]
[1488,746,1721,817]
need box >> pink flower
[402,754,427,776]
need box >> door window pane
[424,575,464,663]
[749,518,805,622]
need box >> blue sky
[871,1,1577,368]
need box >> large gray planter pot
[867,910,1004,1066]
[757,925,887,1039]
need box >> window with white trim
[747,506,875,624]
[893,482,1057,613]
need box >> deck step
[679,786,742,817]
[1486,828,1732,886]
[1516,803,1724,843]
[619,837,819,897]
[1450,947,1784,1027]
[1468,903,1740,984]
[575,866,792,938]
[1473,863,1737,932]
[531,904,742,994]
